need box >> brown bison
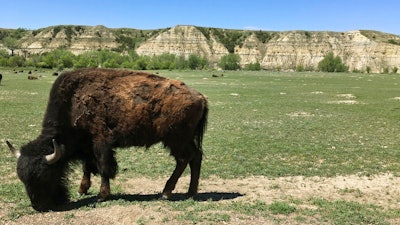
[7,68,208,211]
[28,75,38,80]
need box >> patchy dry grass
[1,69,400,224]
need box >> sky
[1,0,399,35]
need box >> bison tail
[194,104,208,152]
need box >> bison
[28,75,38,80]
[0,73,2,85]
[7,68,208,211]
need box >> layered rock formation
[258,30,400,72]
[5,25,400,73]
[136,26,228,63]
[19,25,119,55]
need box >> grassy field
[1,68,400,224]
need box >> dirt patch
[329,93,360,104]
[3,173,400,224]
[311,91,324,94]
[329,100,359,104]
[286,111,314,118]
[336,94,356,99]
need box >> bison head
[7,139,69,211]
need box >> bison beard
[7,68,208,211]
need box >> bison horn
[45,139,64,164]
[6,140,21,159]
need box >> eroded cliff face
[258,30,400,73]
[19,25,119,55]
[12,25,400,73]
[136,26,228,63]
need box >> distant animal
[28,75,38,80]
[28,70,32,74]
[212,74,224,78]
[7,68,208,211]
[0,73,2,85]
[52,72,58,76]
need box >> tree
[318,52,347,72]
[133,55,151,70]
[174,55,188,70]
[3,37,20,56]
[188,54,208,70]
[58,50,75,69]
[220,54,241,70]
[0,49,9,66]
[7,55,25,67]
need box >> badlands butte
[2,24,400,73]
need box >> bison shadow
[57,192,243,211]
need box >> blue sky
[1,0,399,34]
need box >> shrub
[188,54,208,70]
[220,54,241,70]
[254,31,274,43]
[318,52,347,72]
[244,62,261,71]
[7,55,25,67]
[388,39,400,45]
[296,65,304,72]
[383,67,389,74]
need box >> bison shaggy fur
[8,68,208,211]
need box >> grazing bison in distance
[7,68,208,211]
[28,75,38,80]
[0,73,2,85]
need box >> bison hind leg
[188,142,203,197]
[161,141,203,199]
[161,155,188,199]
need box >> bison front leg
[95,147,117,202]
[98,177,111,202]
[78,161,92,195]
[161,158,188,199]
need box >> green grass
[1,69,400,224]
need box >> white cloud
[243,26,268,31]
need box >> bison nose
[31,203,50,212]
[30,200,50,212]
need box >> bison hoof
[78,189,88,196]
[97,192,110,202]
[187,189,198,198]
[97,196,108,202]
[186,193,195,198]
[160,191,172,200]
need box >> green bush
[7,55,25,67]
[366,66,371,73]
[244,62,261,71]
[220,54,241,70]
[318,52,347,72]
[296,64,304,72]
[188,54,208,70]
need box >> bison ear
[6,140,21,159]
[44,139,64,165]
